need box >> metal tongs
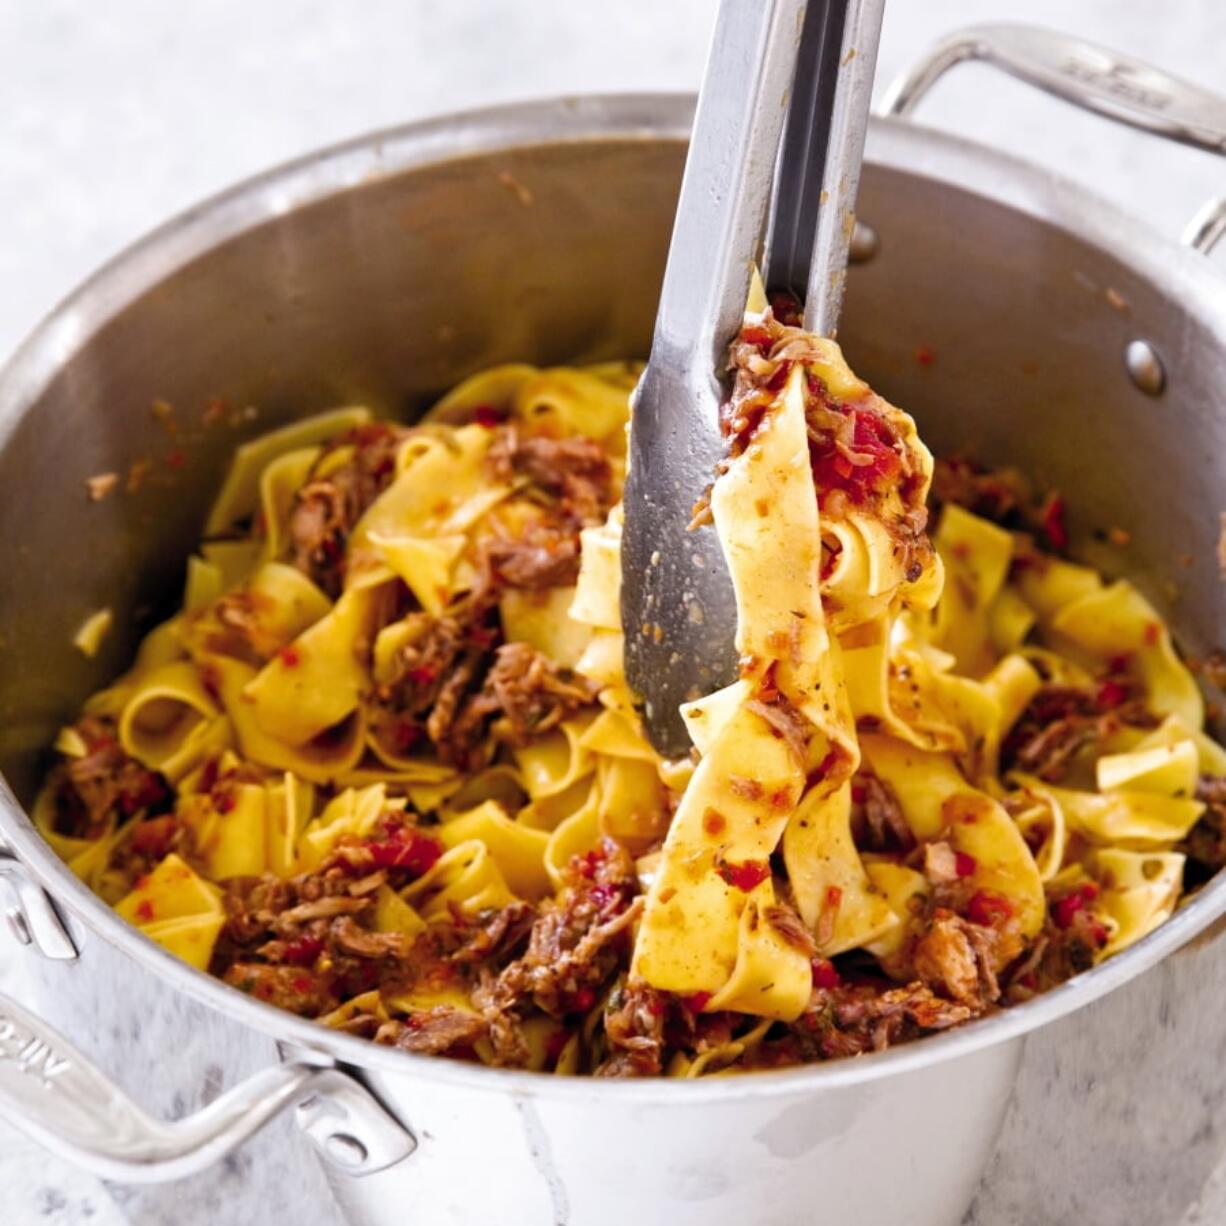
[622,0,885,756]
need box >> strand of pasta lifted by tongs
[622,0,887,756]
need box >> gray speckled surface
[2,2,1226,1223]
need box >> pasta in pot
[38,308,1226,1076]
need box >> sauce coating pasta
[40,312,1226,1075]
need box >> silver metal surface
[847,218,879,263]
[0,850,77,961]
[799,0,885,335]
[1184,196,1226,255]
[293,1069,418,1175]
[880,22,1226,154]
[0,66,1222,1225]
[622,0,805,755]
[1124,338,1167,396]
[763,0,848,300]
[0,988,414,1182]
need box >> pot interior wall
[1,134,1222,803]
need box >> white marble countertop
[2,1,1226,1223]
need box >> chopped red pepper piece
[966,891,1015,927]
[717,859,771,892]
[366,830,443,876]
[1041,494,1068,552]
[954,851,977,878]
[568,986,597,1014]
[281,936,324,966]
[278,645,302,668]
[1052,882,1101,930]
[1052,893,1084,929]
[680,991,713,1014]
[810,958,841,990]
[406,664,439,688]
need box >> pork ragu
[40,337,1223,1076]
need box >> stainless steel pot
[2,25,1225,1226]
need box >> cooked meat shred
[1001,681,1157,781]
[596,984,668,1077]
[851,771,915,853]
[48,716,170,839]
[486,429,613,526]
[1181,775,1226,878]
[382,1006,488,1056]
[373,607,598,770]
[288,423,408,596]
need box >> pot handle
[0,987,415,1183]
[880,23,1226,252]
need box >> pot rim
[3,91,1225,1103]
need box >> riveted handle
[880,23,1226,247]
[0,989,415,1183]
[881,22,1226,151]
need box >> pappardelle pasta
[41,298,1226,1076]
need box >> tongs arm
[623,0,886,755]
[766,0,887,334]
[649,0,809,397]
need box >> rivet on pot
[5,907,31,945]
[1124,339,1166,396]
[848,220,879,264]
[324,1132,369,1167]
